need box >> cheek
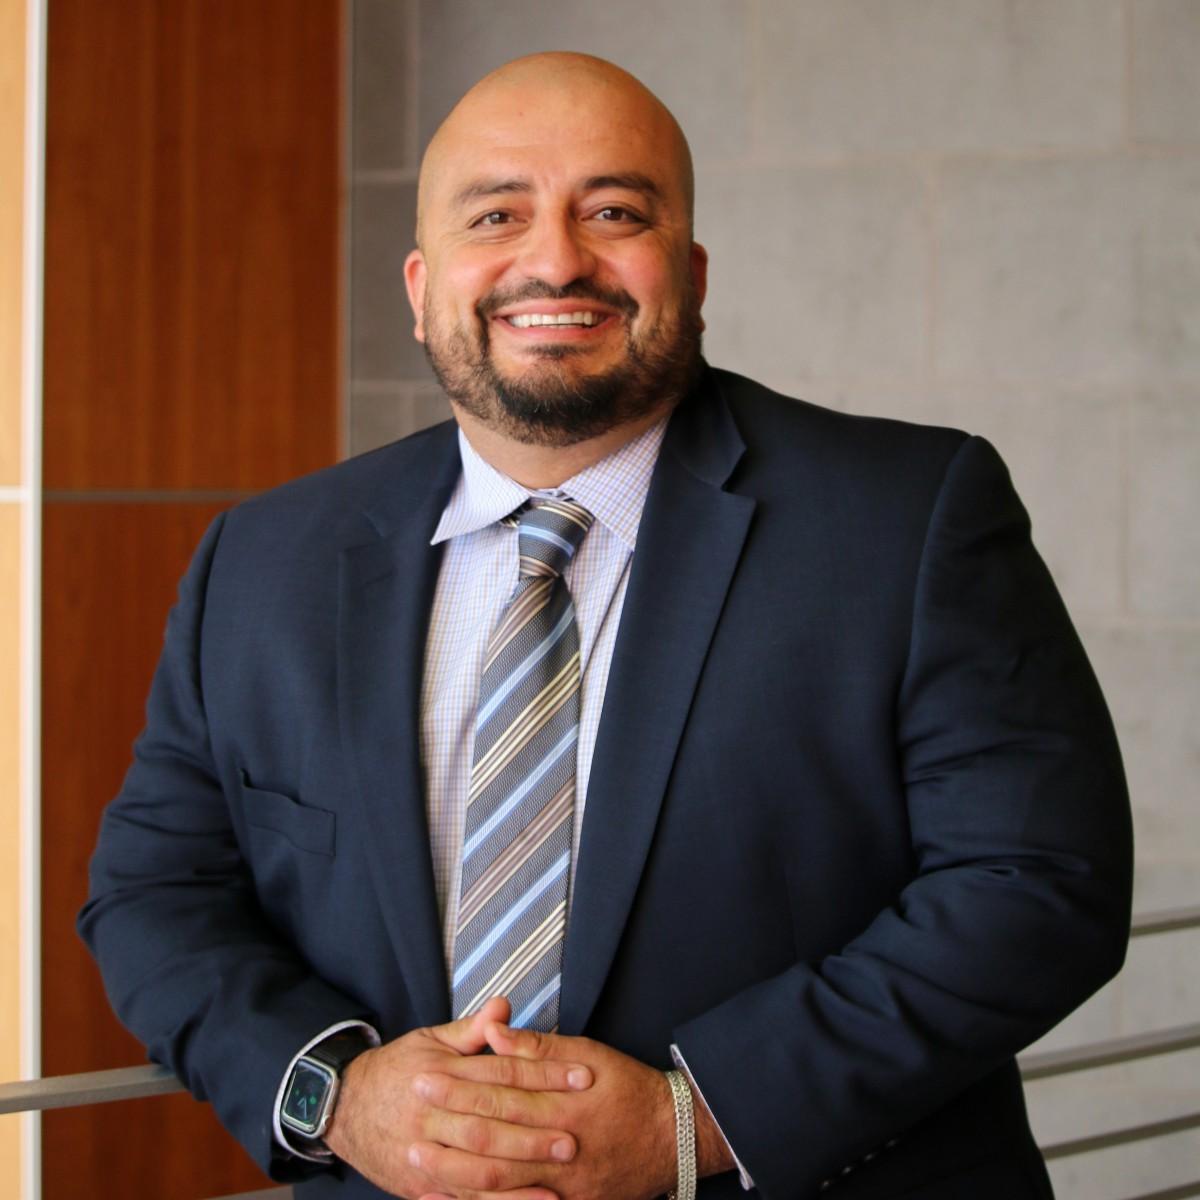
[448,254,510,310]
[425,260,499,326]
[612,249,691,315]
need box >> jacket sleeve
[672,435,1133,1197]
[78,512,370,1182]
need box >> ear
[689,241,708,331]
[404,248,428,343]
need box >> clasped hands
[325,996,725,1200]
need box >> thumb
[484,1020,560,1061]
[429,996,512,1054]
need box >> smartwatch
[280,1028,373,1146]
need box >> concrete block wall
[348,3,1200,1194]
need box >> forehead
[424,83,687,214]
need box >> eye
[472,211,512,228]
[593,206,643,224]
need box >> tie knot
[516,498,594,579]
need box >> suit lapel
[560,373,756,1034]
[338,425,460,1026]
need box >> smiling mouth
[503,311,607,329]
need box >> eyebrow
[452,172,664,208]
[582,173,662,199]
[453,177,534,207]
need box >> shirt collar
[430,417,669,553]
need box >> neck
[452,403,675,489]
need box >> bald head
[416,53,694,246]
[402,52,707,456]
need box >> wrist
[280,1028,375,1155]
[689,1078,736,1178]
[664,1069,697,1200]
[321,1046,372,1160]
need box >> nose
[516,213,596,288]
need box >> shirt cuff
[669,1042,755,1190]
[273,1019,382,1163]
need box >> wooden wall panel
[43,1092,266,1200]
[0,505,22,1189]
[41,0,343,1195]
[43,0,341,490]
[41,502,268,1199]
[41,502,230,1076]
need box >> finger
[417,1193,560,1200]
[417,1191,558,1200]
[409,1139,564,1194]
[417,1192,560,1200]
[415,1072,568,1126]
[436,1051,593,1091]
[473,995,513,1030]
[430,997,513,1055]
[484,1022,559,1061]
[420,1106,576,1164]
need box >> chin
[423,295,705,447]
[499,343,618,371]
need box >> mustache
[476,280,640,320]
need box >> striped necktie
[451,497,594,1031]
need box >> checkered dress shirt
[424,418,668,967]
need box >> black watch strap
[307,1027,374,1075]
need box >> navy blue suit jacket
[81,367,1132,1199]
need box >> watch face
[282,1059,335,1136]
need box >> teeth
[508,311,601,328]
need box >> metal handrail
[7,1018,1188,1111]
[1130,905,1200,937]
[1041,1111,1200,1160]
[0,1063,181,1114]
[0,904,1193,1193]
[1122,1185,1200,1200]
[217,1192,290,1199]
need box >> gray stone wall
[348,3,1200,1193]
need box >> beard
[421,278,704,447]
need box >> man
[81,53,1132,1200]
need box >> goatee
[422,280,704,447]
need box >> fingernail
[408,1145,421,1168]
[567,1067,591,1090]
[413,1074,432,1099]
[551,1138,574,1161]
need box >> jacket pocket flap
[240,773,336,856]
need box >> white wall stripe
[21,1,46,1196]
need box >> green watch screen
[283,1059,333,1134]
